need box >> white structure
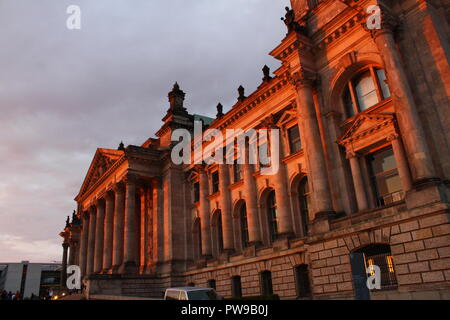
[0,262,61,298]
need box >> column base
[119,261,139,274]
[406,178,449,210]
[413,177,442,189]
[111,265,121,274]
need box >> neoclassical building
[60,0,450,300]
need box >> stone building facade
[61,0,450,300]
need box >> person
[14,291,21,300]
[1,290,7,300]
[7,291,13,300]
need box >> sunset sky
[0,0,289,262]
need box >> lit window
[343,67,391,117]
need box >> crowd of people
[0,290,22,301]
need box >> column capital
[346,150,360,160]
[386,132,400,142]
[123,173,139,185]
[95,197,105,207]
[288,67,318,90]
[112,181,125,194]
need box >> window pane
[288,126,302,153]
[217,214,224,253]
[368,148,404,206]
[241,204,249,248]
[376,69,391,99]
[212,171,219,193]
[354,71,379,111]
[268,191,278,241]
[343,86,356,118]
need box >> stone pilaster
[112,183,125,273]
[122,174,139,274]
[387,133,413,192]
[86,206,96,275]
[198,167,212,257]
[347,151,369,212]
[102,191,114,273]
[93,199,105,274]
[218,164,234,252]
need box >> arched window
[267,190,278,242]
[343,67,391,117]
[240,203,249,249]
[298,178,310,237]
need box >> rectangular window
[367,147,404,207]
[211,171,219,194]
[193,182,200,203]
[260,271,273,296]
[259,143,270,169]
[295,265,311,299]
[207,279,216,290]
[233,159,242,183]
[232,276,242,298]
[287,126,302,154]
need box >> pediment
[77,148,124,197]
[338,113,395,146]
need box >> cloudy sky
[0,0,289,263]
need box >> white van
[164,287,221,300]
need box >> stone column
[60,242,69,287]
[68,241,77,266]
[388,133,413,192]
[122,174,139,274]
[151,179,163,270]
[112,183,125,273]
[86,206,96,275]
[79,213,89,277]
[139,186,149,273]
[218,164,234,252]
[347,151,369,211]
[93,199,105,273]
[370,16,436,183]
[242,143,261,245]
[272,127,294,236]
[102,191,114,272]
[290,71,334,217]
[198,167,212,257]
